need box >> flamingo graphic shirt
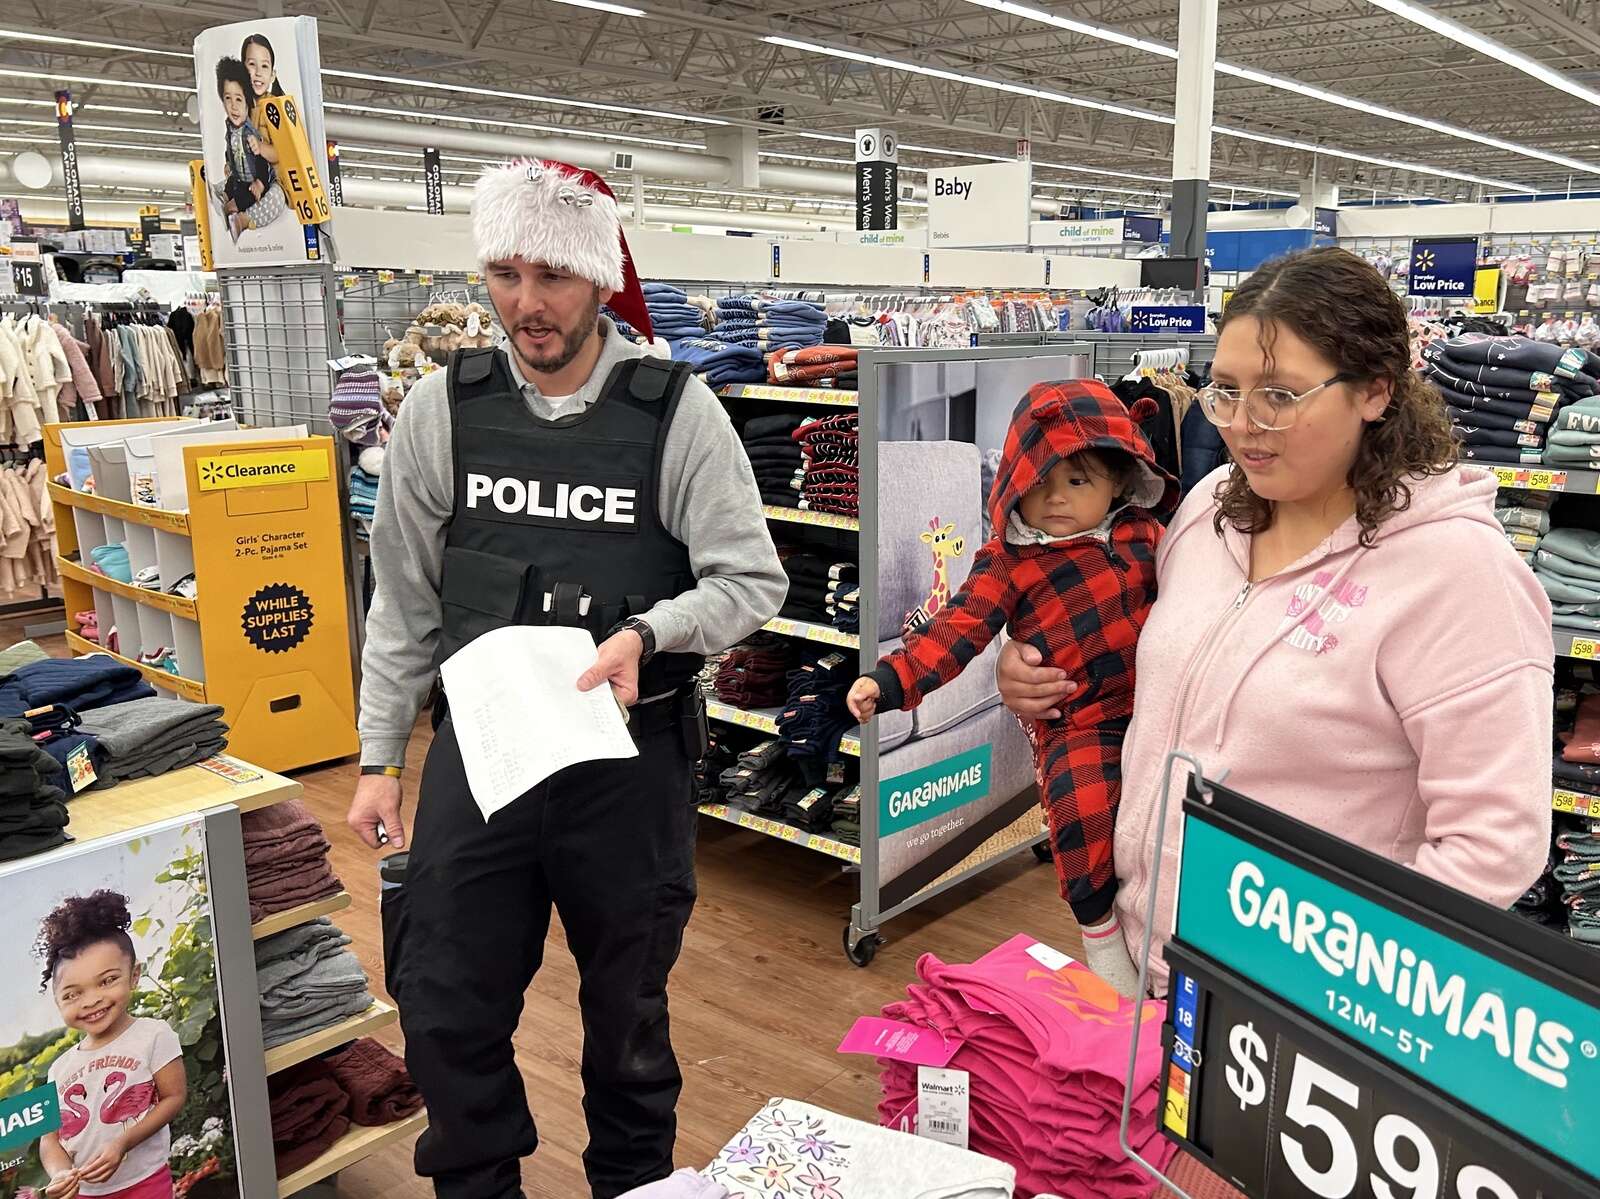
[47,1017,181,1195]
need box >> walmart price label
[1161,946,1587,1199]
[1569,637,1598,660]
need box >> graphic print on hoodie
[868,380,1179,923]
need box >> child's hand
[45,1170,80,1199]
[246,133,261,155]
[847,677,880,722]
[77,1139,126,1184]
[249,180,265,200]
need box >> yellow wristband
[361,765,403,778]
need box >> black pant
[396,713,698,1199]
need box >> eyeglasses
[1197,374,1355,432]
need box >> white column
[1170,0,1218,273]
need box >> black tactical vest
[436,346,703,697]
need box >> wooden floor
[14,619,1080,1199]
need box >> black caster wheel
[843,925,881,967]
[1032,840,1053,864]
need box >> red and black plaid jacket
[872,380,1179,730]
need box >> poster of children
[191,17,328,268]
[0,819,241,1199]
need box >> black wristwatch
[615,616,656,665]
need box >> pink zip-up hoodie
[1114,464,1554,994]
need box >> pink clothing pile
[877,934,1176,1199]
[241,799,343,923]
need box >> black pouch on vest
[679,687,709,769]
[378,851,410,1003]
[439,546,539,654]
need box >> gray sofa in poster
[875,440,1036,881]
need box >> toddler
[36,890,187,1199]
[213,57,285,241]
[849,381,1175,995]
[240,33,285,167]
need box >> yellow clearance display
[188,160,215,270]
[254,93,332,226]
[44,421,357,772]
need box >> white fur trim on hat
[471,160,624,291]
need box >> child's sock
[1079,913,1144,997]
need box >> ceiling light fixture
[324,101,702,149]
[0,28,191,57]
[956,0,1588,177]
[1361,0,1600,108]
[545,0,646,15]
[323,69,729,126]
[761,36,1175,125]
[1215,123,1528,190]
[0,67,193,94]
[0,117,198,139]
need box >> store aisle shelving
[264,1002,400,1075]
[276,1113,430,1199]
[251,892,354,940]
[706,699,862,757]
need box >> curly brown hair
[1212,247,1455,548]
[35,889,135,992]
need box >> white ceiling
[4,0,1600,218]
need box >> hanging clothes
[194,307,227,385]
[49,319,101,420]
[0,317,45,446]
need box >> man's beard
[510,295,601,376]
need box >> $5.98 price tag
[1165,951,1581,1199]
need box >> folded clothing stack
[765,345,859,389]
[671,338,766,387]
[739,414,807,509]
[0,640,49,674]
[795,412,860,517]
[776,650,857,785]
[714,633,797,708]
[830,783,861,845]
[1495,487,1552,565]
[715,296,827,354]
[694,728,740,804]
[1420,335,1600,466]
[78,697,228,783]
[1558,818,1600,943]
[876,934,1175,1199]
[645,283,713,342]
[241,799,344,924]
[776,547,857,624]
[328,370,393,447]
[0,718,71,863]
[1533,528,1600,636]
[717,738,798,815]
[782,780,857,833]
[0,655,156,719]
[268,1037,421,1177]
[256,918,374,1049]
[827,580,859,634]
[708,1098,1015,1199]
[88,542,131,583]
[26,703,107,796]
[1544,391,1600,469]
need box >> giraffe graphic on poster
[903,516,965,637]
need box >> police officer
[347,159,786,1199]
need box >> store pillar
[1169,0,1218,267]
[708,127,759,189]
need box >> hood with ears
[987,379,1180,536]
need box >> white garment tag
[917,1066,969,1149]
[1025,940,1076,971]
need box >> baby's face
[53,940,137,1035]
[222,81,249,127]
[1018,457,1120,538]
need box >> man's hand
[996,641,1077,721]
[577,629,644,707]
[348,774,405,851]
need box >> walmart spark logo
[1414,249,1436,272]
[200,461,224,486]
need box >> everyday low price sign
[1130,305,1206,333]
[1409,236,1479,296]
[1160,777,1600,1196]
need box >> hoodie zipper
[1128,578,1255,905]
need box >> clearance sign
[197,449,330,491]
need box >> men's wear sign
[855,127,898,232]
[1159,776,1600,1196]
[1028,218,1125,248]
[1408,236,1479,296]
[927,160,1031,247]
[54,90,84,230]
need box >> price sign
[1552,789,1597,817]
[1568,637,1598,660]
[341,275,359,290]
[1159,776,1600,1197]
[377,269,395,284]
[466,271,480,284]
[1165,946,1578,1199]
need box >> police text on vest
[466,472,637,526]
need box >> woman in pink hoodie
[997,247,1554,1002]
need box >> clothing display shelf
[716,383,858,408]
[762,614,859,650]
[696,800,862,864]
[44,419,360,772]
[276,1113,430,1199]
[1554,787,1599,818]
[263,1002,399,1076]
[763,505,861,532]
[333,268,489,373]
[706,699,863,757]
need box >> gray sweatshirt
[358,319,787,768]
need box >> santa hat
[471,159,653,342]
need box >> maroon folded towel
[322,1038,424,1126]
[268,1059,352,1177]
[241,799,325,846]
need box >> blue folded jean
[643,283,688,300]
